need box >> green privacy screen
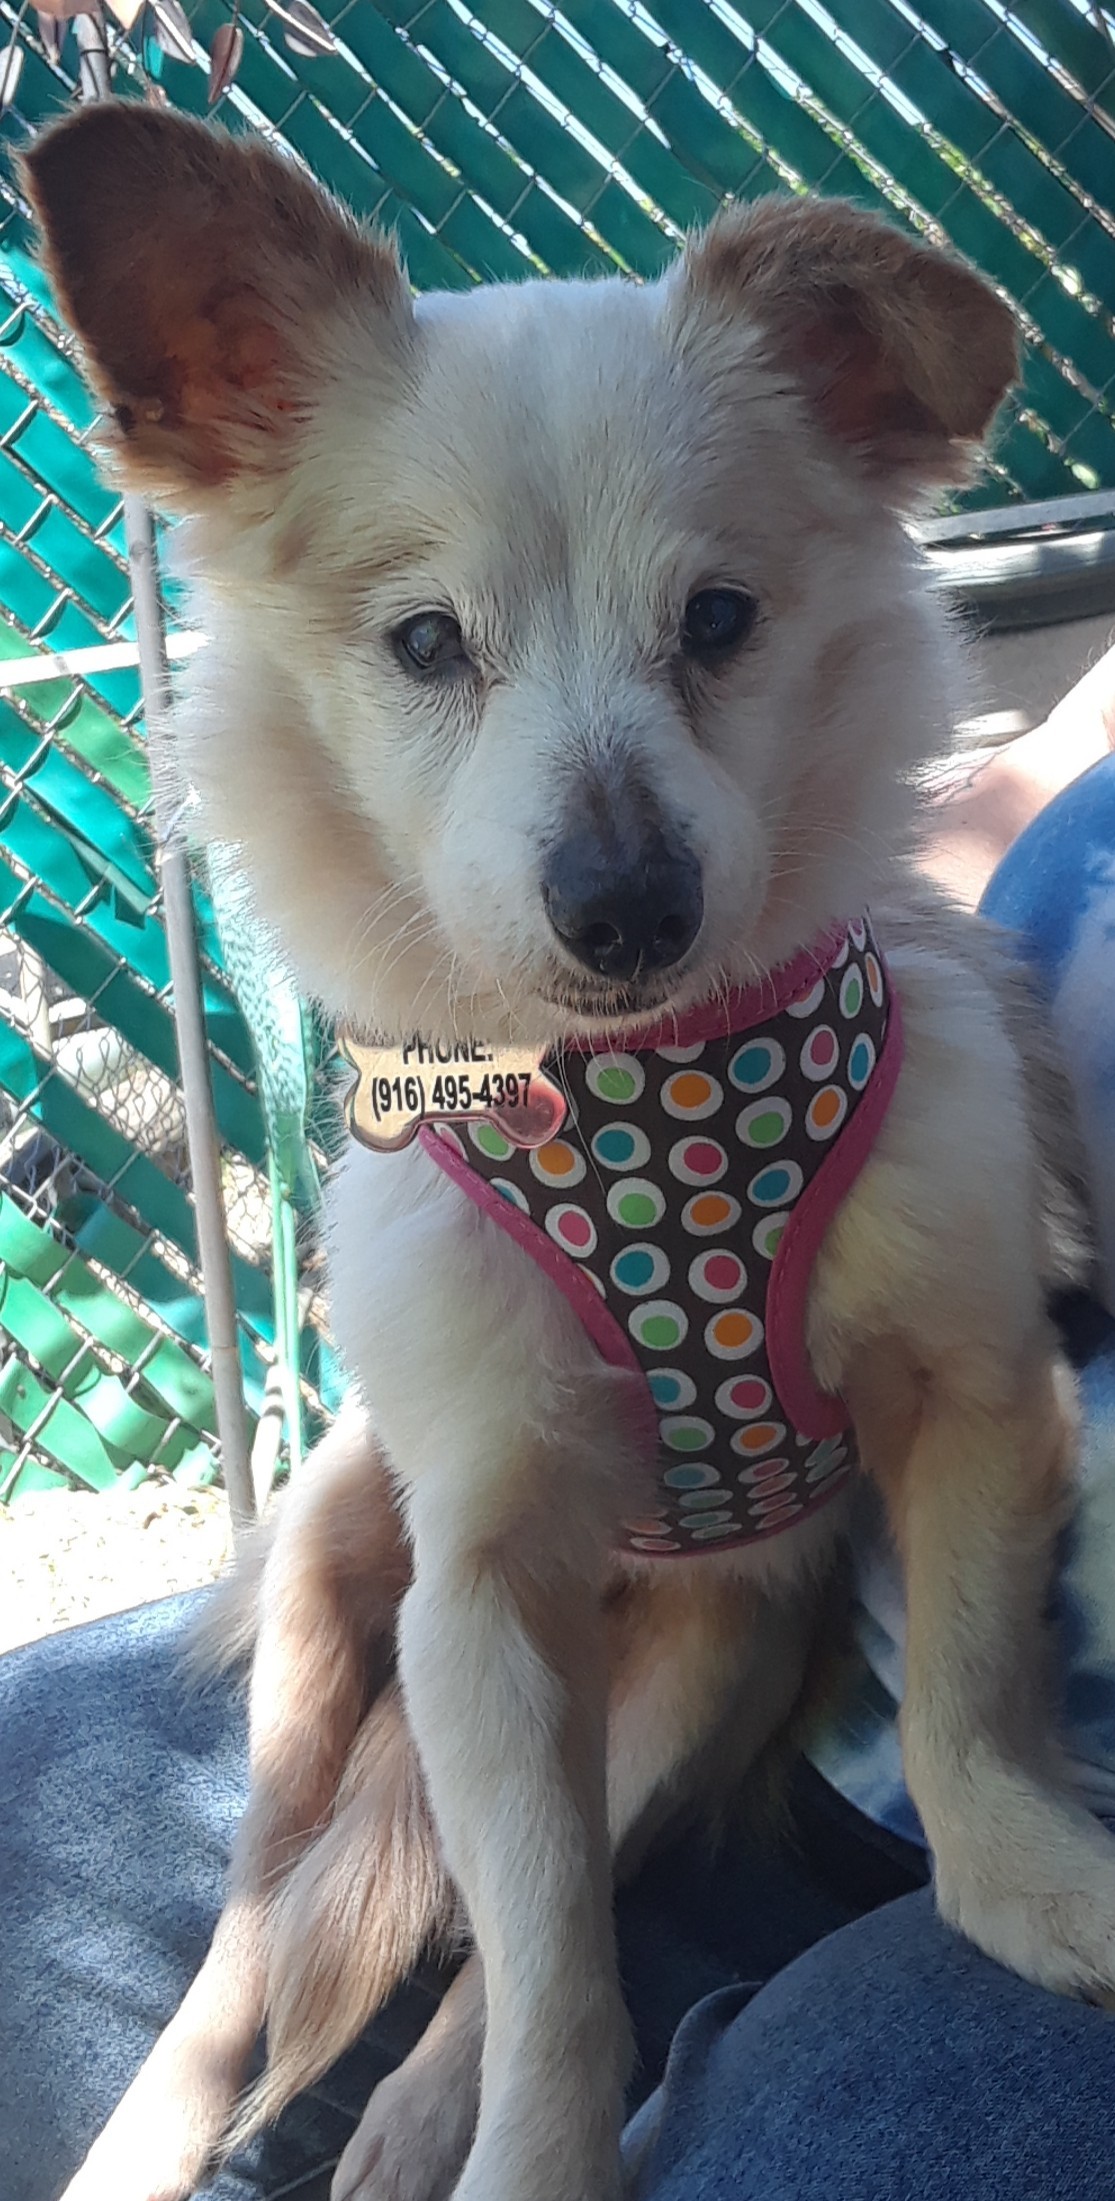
[7,0,1114,501]
[0,0,1114,1494]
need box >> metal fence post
[125,500,256,1531]
[73,17,255,1530]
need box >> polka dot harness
[423,917,902,1557]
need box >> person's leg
[17,1590,1109,2201]
[614,1762,926,2102]
[0,1594,918,2201]
[0,1595,444,2201]
[624,1886,1115,2201]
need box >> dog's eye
[681,588,759,659]
[393,611,469,675]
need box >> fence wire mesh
[0,202,335,1497]
[0,0,1114,1495]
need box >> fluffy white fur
[23,106,1115,2201]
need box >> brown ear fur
[20,103,410,503]
[682,196,1019,487]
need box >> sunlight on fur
[23,102,1115,2201]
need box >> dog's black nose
[542,830,703,982]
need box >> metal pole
[73,13,111,98]
[125,499,256,1531]
[74,23,255,1530]
[17,943,53,1055]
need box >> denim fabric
[0,1595,444,2201]
[3,1593,1112,2200]
[623,1894,1115,2200]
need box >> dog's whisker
[365,913,443,999]
[342,875,424,978]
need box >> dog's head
[24,108,1017,1044]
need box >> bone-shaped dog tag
[339,1030,567,1153]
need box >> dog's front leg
[812,937,1115,2001]
[398,1454,628,2201]
[848,1342,1115,1997]
[333,1565,821,2201]
[335,1147,633,2201]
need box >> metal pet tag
[339,1030,567,1153]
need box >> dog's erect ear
[20,103,413,504]
[677,197,1019,490]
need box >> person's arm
[921,642,1115,907]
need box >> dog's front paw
[934,1778,1115,2002]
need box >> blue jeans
[2,1594,1113,2200]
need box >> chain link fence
[0,0,1114,1497]
[5,0,1112,500]
[0,177,336,1497]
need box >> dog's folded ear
[20,103,413,506]
[677,196,1019,492]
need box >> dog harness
[421,918,903,1558]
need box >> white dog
[25,104,1115,2201]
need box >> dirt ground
[0,1481,235,1653]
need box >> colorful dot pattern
[454,916,891,1555]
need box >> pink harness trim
[420,926,904,1554]
[765,986,904,1436]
